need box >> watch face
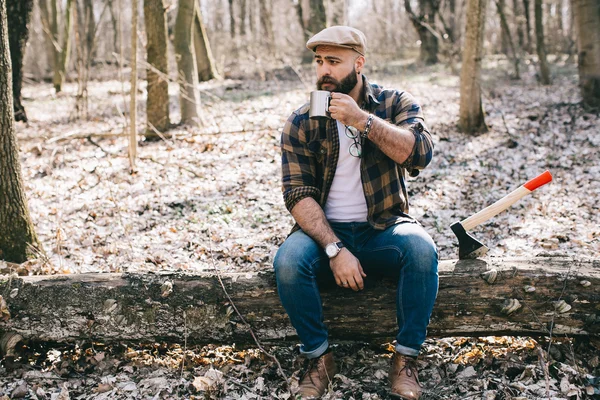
[325,244,337,257]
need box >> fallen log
[0,258,598,350]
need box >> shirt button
[320,149,326,154]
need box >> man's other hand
[328,92,369,129]
[330,249,367,291]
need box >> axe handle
[461,171,552,231]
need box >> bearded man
[273,26,438,400]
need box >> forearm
[355,113,415,165]
[290,197,339,248]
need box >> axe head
[451,222,489,259]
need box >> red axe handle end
[523,170,553,191]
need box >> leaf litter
[2,60,599,398]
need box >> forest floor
[1,57,599,399]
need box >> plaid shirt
[280,75,433,231]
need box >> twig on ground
[139,155,202,178]
[207,228,293,396]
[87,136,118,155]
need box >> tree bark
[130,0,138,168]
[496,0,521,78]
[404,0,440,65]
[523,0,532,52]
[535,0,551,84]
[6,0,33,122]
[52,0,74,93]
[298,0,326,63]
[193,2,220,82]
[571,0,600,107]
[0,0,42,263]
[512,0,525,49]
[229,0,235,38]
[174,0,201,125]
[458,0,488,134]
[143,0,170,136]
[0,259,598,345]
[498,0,509,53]
[258,0,274,51]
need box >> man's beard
[317,68,358,94]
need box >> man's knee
[394,225,438,273]
[273,231,321,285]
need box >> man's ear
[355,56,365,74]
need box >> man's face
[315,46,362,94]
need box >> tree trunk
[108,0,119,56]
[571,0,600,107]
[458,0,488,134]
[513,0,525,49]
[6,0,33,123]
[193,2,220,82]
[174,0,201,125]
[52,0,73,93]
[0,1,42,264]
[498,0,509,53]
[496,0,521,78]
[229,0,235,38]
[523,0,532,52]
[535,0,552,84]
[239,0,246,36]
[258,0,274,51]
[0,259,598,345]
[298,0,326,63]
[327,0,347,26]
[404,0,440,65]
[130,0,138,168]
[38,0,55,79]
[83,0,95,62]
[143,0,170,136]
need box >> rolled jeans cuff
[395,343,420,357]
[301,339,329,359]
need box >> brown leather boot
[297,351,337,399]
[389,353,422,400]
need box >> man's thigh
[356,222,438,277]
[273,230,333,284]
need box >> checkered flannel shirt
[280,75,434,231]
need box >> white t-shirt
[323,121,368,222]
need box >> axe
[451,170,553,259]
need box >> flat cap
[306,26,367,56]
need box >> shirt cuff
[284,186,321,212]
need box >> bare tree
[458,0,488,134]
[51,0,74,93]
[534,0,551,84]
[193,2,220,81]
[144,0,170,135]
[0,0,43,263]
[404,0,440,64]
[571,0,600,107]
[175,0,201,124]
[297,0,327,63]
[496,0,521,78]
[522,0,532,52]
[130,0,138,168]
[6,0,33,122]
[258,0,275,52]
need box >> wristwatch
[325,242,345,258]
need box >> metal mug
[309,90,331,119]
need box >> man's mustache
[318,76,339,86]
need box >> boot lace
[397,356,421,386]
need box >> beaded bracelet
[361,114,374,139]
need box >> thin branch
[207,228,292,396]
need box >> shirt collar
[361,75,381,111]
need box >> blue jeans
[273,221,438,359]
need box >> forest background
[0,0,599,398]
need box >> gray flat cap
[306,26,367,56]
